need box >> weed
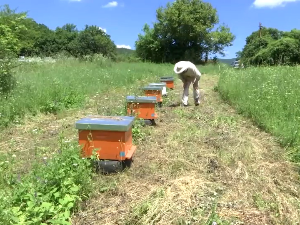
[0,132,94,224]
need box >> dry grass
[1,75,299,224]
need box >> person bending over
[173,61,201,106]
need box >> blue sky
[3,0,300,59]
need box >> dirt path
[70,75,299,224]
[1,75,299,224]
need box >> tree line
[1,0,236,64]
[0,4,117,60]
[237,26,300,66]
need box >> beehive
[126,96,158,120]
[75,116,136,161]
[148,82,167,96]
[142,86,163,104]
[160,76,175,89]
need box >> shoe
[181,102,188,107]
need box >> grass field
[0,60,299,224]
[217,66,300,164]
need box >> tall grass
[0,57,174,127]
[0,57,176,224]
[1,57,223,128]
[0,59,227,223]
[217,66,300,163]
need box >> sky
[2,0,300,59]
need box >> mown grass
[0,58,224,224]
[217,66,300,163]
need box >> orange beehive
[126,96,158,120]
[142,86,163,104]
[149,83,167,96]
[160,76,175,89]
[75,116,136,161]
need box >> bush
[0,56,17,96]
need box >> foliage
[71,25,117,60]
[240,27,300,66]
[135,0,235,63]
[0,59,174,128]
[0,5,27,95]
[0,134,94,225]
[217,66,300,163]
[0,4,117,60]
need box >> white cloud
[68,0,81,2]
[98,27,107,33]
[252,0,299,8]
[116,45,131,49]
[102,1,118,8]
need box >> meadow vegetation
[1,0,300,224]
[217,66,300,163]
[0,56,170,128]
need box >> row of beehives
[74,76,175,173]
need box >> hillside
[218,58,236,65]
[116,47,135,55]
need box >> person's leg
[193,76,200,106]
[182,80,191,106]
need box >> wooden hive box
[160,76,175,89]
[75,116,136,161]
[148,82,167,96]
[126,95,158,120]
[142,86,163,105]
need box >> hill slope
[116,47,135,55]
[218,58,236,65]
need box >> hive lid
[75,115,135,131]
[126,95,157,103]
[149,82,167,87]
[160,76,174,81]
[142,86,163,90]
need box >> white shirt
[173,61,201,82]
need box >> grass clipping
[124,173,219,225]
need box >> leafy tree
[33,24,56,57]
[0,4,27,56]
[0,4,128,62]
[235,51,242,60]
[241,27,300,66]
[54,23,78,56]
[72,25,117,59]
[135,0,235,63]
[0,4,27,95]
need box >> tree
[53,23,78,56]
[0,4,27,56]
[235,51,242,60]
[135,0,235,63]
[0,4,27,95]
[72,25,117,59]
[32,24,56,56]
[240,27,300,66]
